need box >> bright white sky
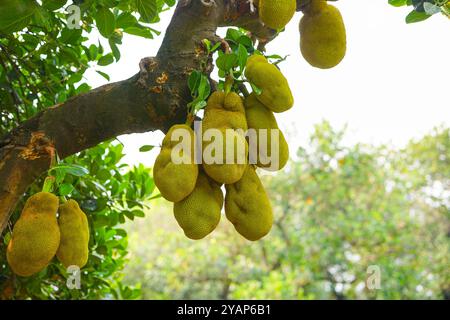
[84,1,450,167]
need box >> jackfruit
[258,0,297,30]
[245,93,289,171]
[225,166,273,241]
[202,91,248,184]
[56,200,90,268]
[154,124,199,202]
[245,55,294,113]
[300,0,346,69]
[7,192,60,277]
[174,171,223,240]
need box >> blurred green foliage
[123,122,449,299]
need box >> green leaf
[68,72,83,84]
[226,28,243,42]
[124,26,154,39]
[59,28,82,45]
[237,44,248,71]
[96,70,110,81]
[0,0,39,33]
[109,39,121,61]
[132,209,145,217]
[237,35,253,49]
[59,183,75,196]
[98,53,115,66]
[76,83,91,94]
[135,0,157,23]
[139,145,155,152]
[193,100,207,111]
[50,164,89,177]
[164,0,176,6]
[423,2,441,15]
[42,0,67,11]
[405,9,432,23]
[95,7,115,38]
[116,12,138,28]
[388,0,408,6]
[216,53,239,72]
[197,75,211,101]
[188,70,202,95]
[250,83,262,95]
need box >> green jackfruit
[56,200,89,268]
[245,93,289,171]
[7,192,60,277]
[174,171,223,240]
[258,0,297,30]
[245,55,294,113]
[202,91,248,184]
[225,166,273,241]
[300,0,346,69]
[154,124,199,202]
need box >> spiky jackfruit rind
[245,93,289,171]
[202,91,249,184]
[258,0,297,30]
[245,55,294,113]
[56,200,90,268]
[7,192,60,277]
[225,166,273,241]
[300,0,347,69]
[154,124,199,202]
[174,172,223,240]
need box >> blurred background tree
[122,122,449,299]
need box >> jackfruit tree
[0,0,447,300]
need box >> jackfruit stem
[224,76,234,95]
[304,0,327,15]
[238,82,250,98]
[185,113,195,127]
[42,176,55,193]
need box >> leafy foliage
[388,0,450,23]
[0,0,174,135]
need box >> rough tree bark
[0,0,312,233]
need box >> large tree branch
[0,0,285,233]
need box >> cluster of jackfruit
[7,192,90,277]
[154,54,293,241]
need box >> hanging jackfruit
[225,166,273,241]
[299,0,346,69]
[202,91,248,184]
[154,124,199,202]
[257,0,297,30]
[174,171,223,240]
[245,93,289,171]
[56,200,90,268]
[7,192,60,277]
[245,55,294,113]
